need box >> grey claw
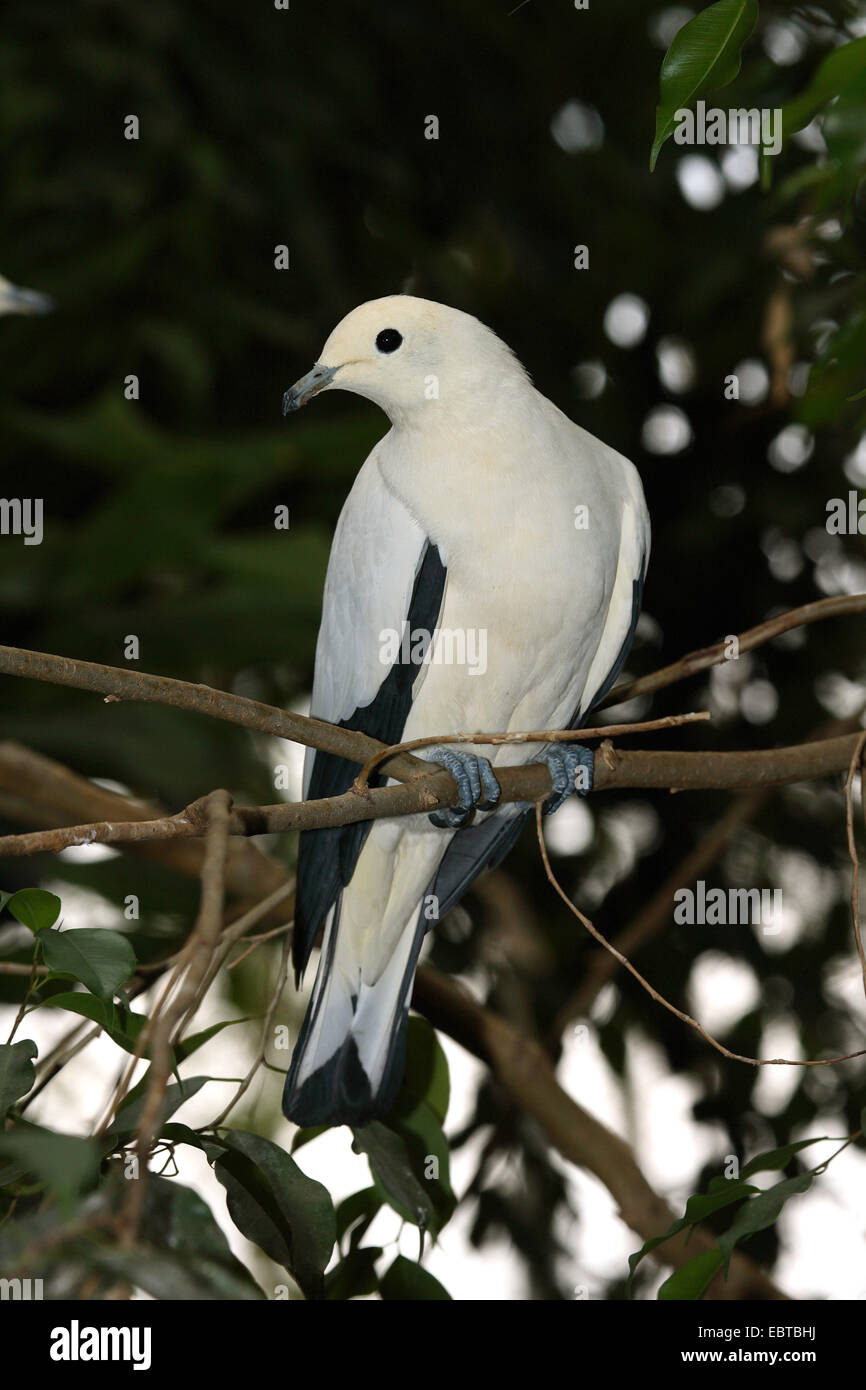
[477,756,502,811]
[426,748,501,829]
[541,745,594,817]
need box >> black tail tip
[283,1034,398,1129]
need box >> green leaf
[91,1175,266,1300]
[380,1254,451,1300]
[650,0,759,170]
[40,997,246,1067]
[212,1130,335,1298]
[399,1017,450,1124]
[335,1186,382,1249]
[823,85,866,183]
[158,1124,227,1167]
[658,1248,724,1301]
[781,36,866,139]
[0,1039,38,1115]
[628,1179,757,1288]
[324,1246,382,1300]
[40,992,142,1050]
[718,1173,815,1270]
[7,888,61,932]
[106,1075,210,1140]
[799,311,866,428]
[352,1122,435,1232]
[0,1121,101,1207]
[39,927,136,1001]
[394,1099,456,1234]
[159,1122,211,1152]
[174,1017,251,1064]
[90,1246,264,1300]
[740,1137,829,1178]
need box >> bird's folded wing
[578,476,650,720]
[432,469,650,919]
[294,449,447,975]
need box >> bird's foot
[425,747,501,828]
[539,744,594,816]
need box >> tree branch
[551,702,866,1038]
[603,593,866,709]
[0,731,860,859]
[0,749,788,1296]
[412,968,787,1299]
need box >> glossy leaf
[352,1122,435,1232]
[324,1246,382,1300]
[380,1254,451,1301]
[399,1017,450,1124]
[0,1039,38,1115]
[335,1185,382,1250]
[6,888,62,932]
[781,36,866,139]
[658,1248,724,1300]
[39,927,136,1001]
[628,1179,757,1287]
[650,0,759,170]
[0,1121,101,1207]
[718,1173,815,1270]
[92,1177,265,1299]
[212,1130,336,1298]
[740,1137,829,1178]
[106,1075,211,1140]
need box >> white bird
[281,296,649,1127]
[0,275,53,316]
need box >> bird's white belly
[401,522,610,761]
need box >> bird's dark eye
[376,328,403,354]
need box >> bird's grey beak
[282,363,337,416]
[0,284,54,315]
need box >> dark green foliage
[0,0,864,1300]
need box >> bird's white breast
[374,388,642,757]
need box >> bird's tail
[282,897,428,1128]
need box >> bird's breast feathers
[362,402,647,743]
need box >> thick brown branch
[412,969,787,1299]
[0,643,429,781]
[0,733,861,859]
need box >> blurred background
[1,0,865,1299]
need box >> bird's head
[282,295,528,425]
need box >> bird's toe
[426,748,501,828]
[540,744,594,816]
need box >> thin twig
[116,790,232,1246]
[844,731,866,1003]
[352,711,710,791]
[227,922,293,971]
[534,803,866,1069]
[209,930,291,1128]
[602,593,866,709]
[551,701,866,1040]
